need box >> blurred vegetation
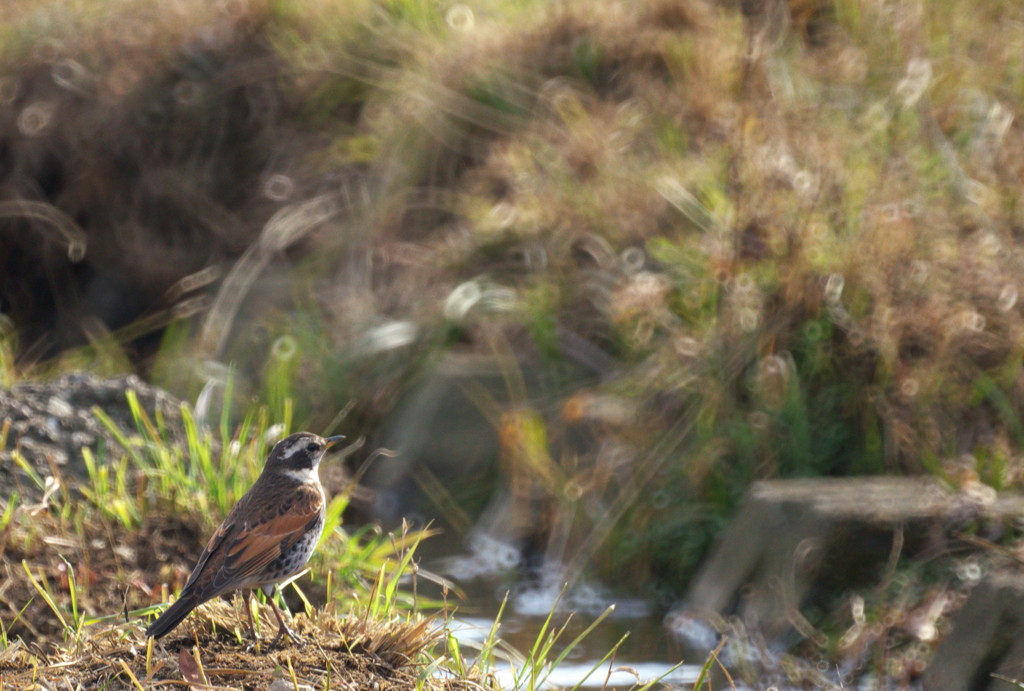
[2,0,1024,603]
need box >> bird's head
[265,431,345,481]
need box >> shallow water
[426,534,701,689]
[447,612,700,689]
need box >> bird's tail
[145,591,202,639]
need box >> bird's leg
[266,587,301,646]
[241,590,264,653]
[243,590,258,641]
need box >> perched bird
[145,431,345,645]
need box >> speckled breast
[261,513,325,586]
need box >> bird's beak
[325,435,346,449]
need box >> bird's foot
[265,592,302,646]
[269,622,302,647]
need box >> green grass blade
[22,560,68,632]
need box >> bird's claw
[269,624,302,647]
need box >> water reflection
[431,534,696,689]
[448,617,698,689]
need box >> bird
[145,431,345,645]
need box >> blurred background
[2,0,1024,685]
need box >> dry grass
[0,598,464,690]
[0,505,202,642]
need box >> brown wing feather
[181,522,234,594]
[210,485,323,594]
[221,508,317,577]
[180,483,324,601]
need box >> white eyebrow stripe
[281,438,308,459]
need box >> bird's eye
[306,442,319,453]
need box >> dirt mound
[0,597,462,690]
[0,373,186,498]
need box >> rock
[676,477,1024,643]
[0,373,186,497]
[922,569,1024,691]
